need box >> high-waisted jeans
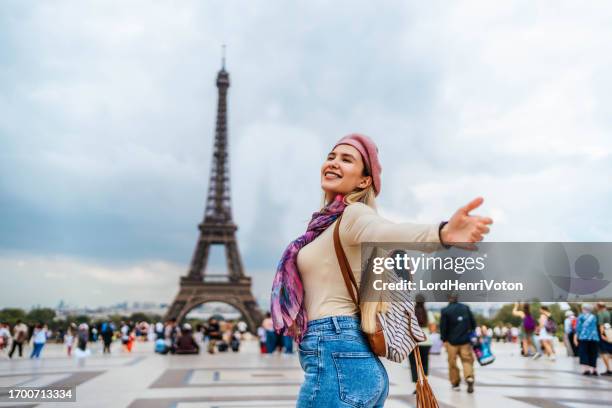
[296,316,389,408]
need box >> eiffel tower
[165,54,263,331]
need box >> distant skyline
[1,1,611,309]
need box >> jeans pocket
[298,342,318,373]
[332,352,384,408]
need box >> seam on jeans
[375,356,389,403]
[310,335,320,407]
[332,351,373,358]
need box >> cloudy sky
[1,1,611,310]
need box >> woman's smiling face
[320,144,372,197]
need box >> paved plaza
[1,340,610,408]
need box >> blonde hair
[321,184,377,209]
[322,184,388,334]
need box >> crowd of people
[401,299,612,395]
[507,301,612,375]
[2,303,610,385]
[0,317,254,359]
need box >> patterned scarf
[270,194,346,342]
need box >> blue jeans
[266,330,278,353]
[283,335,294,354]
[30,342,44,359]
[297,316,388,408]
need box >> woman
[408,295,435,394]
[512,303,537,357]
[30,323,48,359]
[538,306,556,360]
[64,323,76,357]
[574,303,600,375]
[270,134,492,407]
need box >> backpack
[333,218,426,363]
[545,317,557,334]
[523,315,536,333]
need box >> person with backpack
[440,294,477,393]
[270,134,492,407]
[100,320,114,354]
[513,303,537,357]
[538,306,557,361]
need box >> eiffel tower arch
[165,55,264,332]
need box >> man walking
[8,320,28,359]
[440,295,476,393]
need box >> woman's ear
[358,176,372,189]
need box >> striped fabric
[377,270,427,363]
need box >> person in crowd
[0,322,11,355]
[501,325,509,343]
[91,325,98,342]
[8,319,28,358]
[205,317,221,354]
[193,324,204,346]
[147,322,156,342]
[30,323,48,359]
[510,325,519,343]
[175,323,199,355]
[120,321,130,352]
[574,303,600,375]
[440,294,477,393]
[493,325,501,342]
[155,321,165,340]
[126,327,136,352]
[165,319,179,354]
[408,295,434,394]
[100,320,114,354]
[261,313,278,354]
[75,323,91,359]
[236,320,248,338]
[596,302,612,375]
[282,334,293,354]
[563,310,577,357]
[230,328,241,352]
[257,325,267,354]
[512,303,537,357]
[429,323,443,355]
[538,306,556,361]
[65,323,76,357]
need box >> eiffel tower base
[165,277,264,333]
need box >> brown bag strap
[333,214,360,307]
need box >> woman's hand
[440,197,493,248]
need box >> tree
[474,313,492,328]
[0,308,27,326]
[26,308,56,325]
[490,304,522,327]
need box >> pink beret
[334,133,382,196]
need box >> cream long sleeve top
[297,202,443,321]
